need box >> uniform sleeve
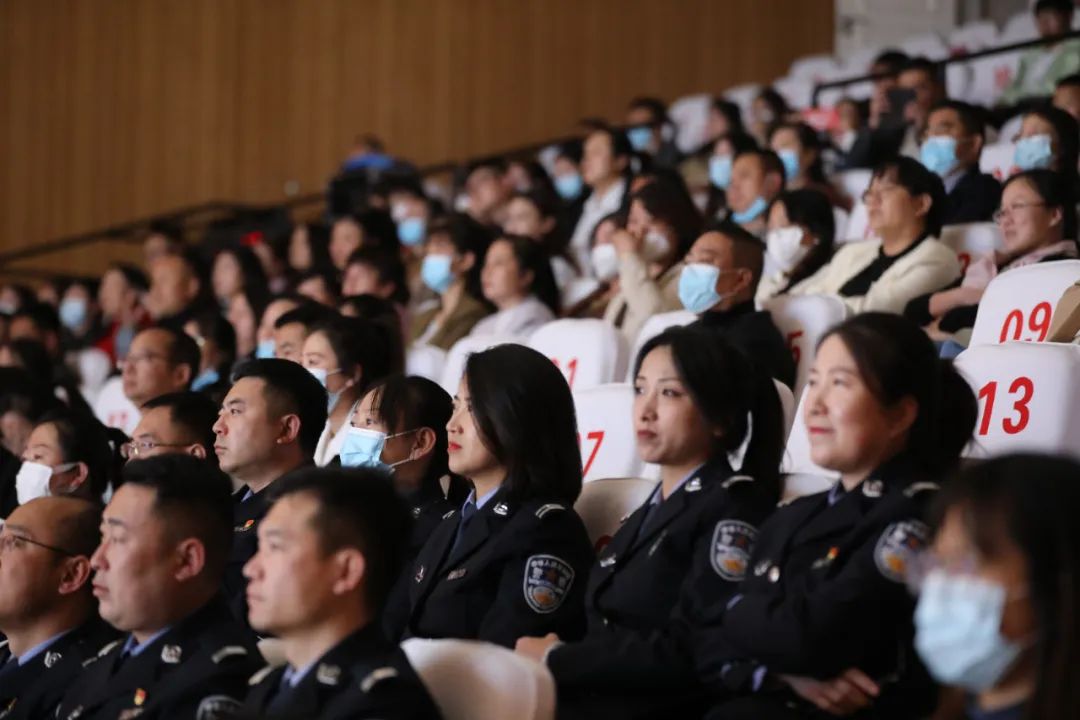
[549,505,763,692]
[475,510,592,648]
[694,506,929,680]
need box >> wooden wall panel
[0,0,833,276]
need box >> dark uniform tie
[450,501,478,555]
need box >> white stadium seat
[574,477,659,551]
[572,383,645,483]
[92,375,140,436]
[832,207,850,246]
[780,387,839,501]
[939,222,1004,275]
[76,347,114,404]
[668,92,712,154]
[406,344,448,384]
[788,54,841,83]
[841,200,873,243]
[1000,11,1038,43]
[764,294,849,398]
[529,318,629,391]
[948,20,999,54]
[979,141,1018,182]
[968,260,1080,347]
[955,343,1080,462]
[401,638,555,720]
[835,169,872,206]
[627,309,697,380]
[723,83,761,121]
[899,31,949,60]
[774,378,795,440]
[773,75,814,110]
[966,53,1023,107]
[439,334,524,395]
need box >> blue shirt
[281,660,318,689]
[16,630,70,666]
[648,464,705,506]
[461,485,501,515]
[120,627,173,658]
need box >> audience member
[386,344,592,648]
[225,285,269,360]
[1052,73,1080,121]
[790,156,960,313]
[342,246,410,311]
[242,467,440,718]
[518,328,784,717]
[567,126,632,275]
[758,189,837,305]
[56,455,263,719]
[625,96,681,168]
[123,391,220,465]
[915,454,1080,719]
[769,122,850,208]
[409,213,492,350]
[727,148,786,236]
[58,278,102,350]
[680,221,796,388]
[18,409,116,505]
[183,311,237,402]
[211,244,270,311]
[120,326,200,415]
[503,189,580,291]
[296,268,341,307]
[908,169,1077,347]
[703,132,759,221]
[272,302,334,364]
[95,264,151,364]
[1000,0,1080,105]
[215,359,327,620]
[254,294,303,360]
[145,251,212,329]
[919,100,1002,224]
[0,498,119,720]
[471,234,558,337]
[463,158,513,227]
[328,211,398,272]
[748,87,792,146]
[1013,106,1080,181]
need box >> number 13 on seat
[954,342,1080,461]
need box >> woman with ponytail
[692,311,978,718]
[516,326,784,718]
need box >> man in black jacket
[919,100,1001,226]
[683,220,797,389]
[0,497,119,720]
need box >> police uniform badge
[710,520,757,581]
[44,650,62,668]
[874,520,928,583]
[161,645,182,664]
[523,555,575,614]
[195,695,243,720]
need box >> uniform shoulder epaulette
[97,639,122,658]
[361,666,399,693]
[721,474,755,489]
[441,509,456,520]
[211,645,248,664]
[903,482,940,498]
[535,503,565,518]
[249,664,277,686]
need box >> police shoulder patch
[195,694,243,720]
[874,520,929,583]
[361,666,399,693]
[535,503,565,519]
[710,520,757,581]
[523,554,575,614]
[248,665,276,686]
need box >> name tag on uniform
[447,568,468,580]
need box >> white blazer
[789,237,960,315]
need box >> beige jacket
[603,253,683,344]
[789,237,960,315]
[1049,282,1080,343]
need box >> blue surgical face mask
[1014,134,1053,171]
[678,263,727,314]
[627,126,653,152]
[191,367,221,392]
[421,254,455,295]
[307,366,345,412]
[709,155,733,189]
[255,339,275,359]
[59,298,88,330]
[554,173,584,200]
[339,426,417,471]
[777,149,800,181]
[397,217,426,247]
[914,569,1028,692]
[731,196,769,224]
[920,135,959,177]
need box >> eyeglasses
[120,439,190,459]
[861,185,907,205]
[123,352,167,367]
[0,532,76,557]
[992,202,1047,223]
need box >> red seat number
[976,377,1034,436]
[551,357,579,388]
[998,302,1052,343]
[577,430,605,477]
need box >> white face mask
[764,226,811,277]
[16,461,75,505]
[642,230,672,262]
[590,243,619,282]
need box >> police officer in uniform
[214,359,327,622]
[340,375,469,558]
[0,497,119,720]
[692,314,977,718]
[242,467,439,719]
[517,329,784,718]
[56,455,263,720]
[387,345,593,648]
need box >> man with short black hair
[9,303,62,361]
[683,221,796,388]
[145,250,212,329]
[124,391,220,466]
[243,467,439,718]
[727,150,786,237]
[214,358,327,622]
[56,455,263,719]
[272,303,334,364]
[919,100,1001,224]
[1002,0,1080,105]
[625,96,681,168]
[96,263,151,364]
[113,326,200,435]
[1053,73,1080,121]
[0,497,119,720]
[464,157,511,227]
